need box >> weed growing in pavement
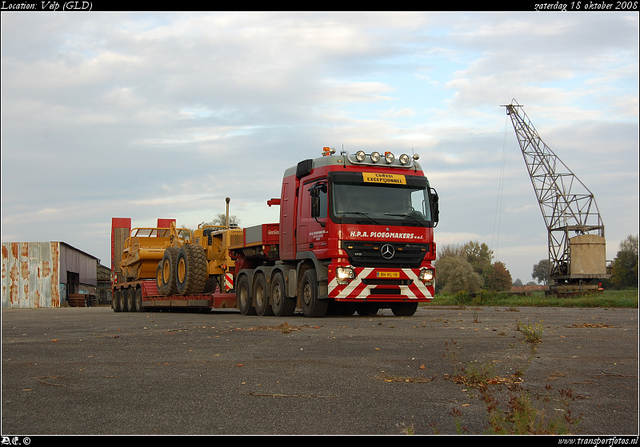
[434,337,582,435]
[480,383,583,434]
[516,318,544,344]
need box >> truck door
[297,179,328,254]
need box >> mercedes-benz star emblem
[380,244,395,260]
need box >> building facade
[2,242,100,308]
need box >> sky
[1,11,638,285]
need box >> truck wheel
[158,247,179,296]
[254,274,274,316]
[271,272,295,317]
[355,302,379,316]
[237,275,255,315]
[390,302,418,316]
[176,245,207,295]
[300,269,328,318]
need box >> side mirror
[309,182,327,225]
[430,187,439,226]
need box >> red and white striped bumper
[328,266,434,301]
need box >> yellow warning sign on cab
[363,173,406,185]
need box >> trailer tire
[123,287,133,312]
[254,273,274,316]
[113,289,122,312]
[132,287,144,312]
[390,302,418,316]
[271,272,295,317]
[176,244,207,295]
[237,274,256,315]
[300,269,328,318]
[158,247,179,296]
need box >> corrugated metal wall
[2,242,60,308]
[2,241,99,309]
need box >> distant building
[2,241,107,309]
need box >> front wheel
[390,302,418,316]
[300,269,327,318]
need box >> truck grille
[342,242,429,268]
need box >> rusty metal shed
[2,241,99,309]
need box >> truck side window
[310,181,327,219]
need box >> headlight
[419,268,435,284]
[335,266,356,284]
[355,150,366,162]
[370,152,380,163]
[385,152,395,163]
[399,153,410,164]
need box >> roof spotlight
[355,150,366,162]
[370,152,381,163]
[385,152,395,164]
[399,153,410,165]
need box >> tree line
[435,241,512,295]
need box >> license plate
[376,271,400,279]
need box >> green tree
[610,235,638,288]
[435,255,483,295]
[532,259,551,285]
[462,241,494,282]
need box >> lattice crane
[503,99,607,293]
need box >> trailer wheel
[122,287,133,312]
[132,287,144,312]
[158,247,179,296]
[176,244,207,295]
[237,274,255,315]
[271,272,295,317]
[390,302,418,316]
[300,269,328,318]
[112,289,122,312]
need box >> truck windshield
[330,176,433,227]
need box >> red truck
[111,147,438,317]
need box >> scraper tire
[157,247,179,296]
[176,244,207,295]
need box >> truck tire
[300,269,328,318]
[355,302,379,316]
[253,273,274,316]
[390,302,418,316]
[237,274,256,315]
[176,244,207,295]
[158,247,179,296]
[271,272,295,317]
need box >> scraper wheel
[176,244,207,295]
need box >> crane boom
[503,99,607,293]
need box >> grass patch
[425,288,638,308]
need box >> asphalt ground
[1,305,638,436]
